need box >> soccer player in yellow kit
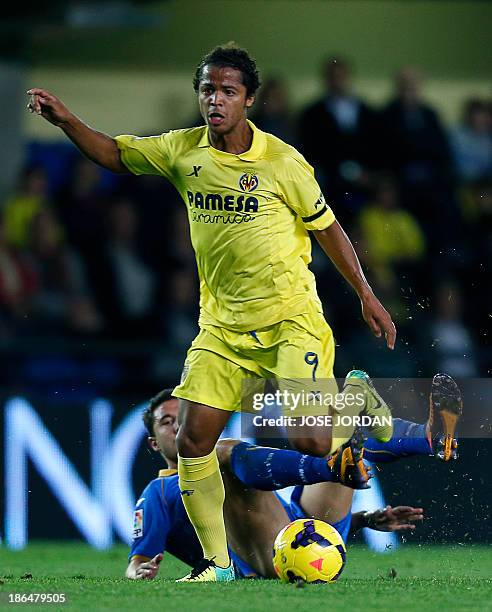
[27,45,396,582]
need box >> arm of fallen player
[350,505,424,534]
[125,553,163,580]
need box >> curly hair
[142,388,175,436]
[193,43,261,97]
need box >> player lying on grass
[126,373,461,580]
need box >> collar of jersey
[158,468,178,477]
[197,120,266,162]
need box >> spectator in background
[451,98,492,183]
[251,77,295,145]
[458,180,492,350]
[27,208,102,334]
[3,165,51,249]
[94,198,157,338]
[163,207,199,349]
[0,217,37,337]
[298,56,378,224]
[167,266,199,354]
[55,156,107,256]
[429,282,478,378]
[167,206,196,270]
[378,67,455,247]
[357,174,426,322]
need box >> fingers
[367,315,382,338]
[383,319,397,350]
[393,506,424,515]
[26,89,53,115]
[27,93,46,115]
[136,554,162,579]
[367,311,396,350]
[136,566,157,580]
[27,95,41,115]
[363,297,397,349]
[393,524,417,531]
[136,570,152,579]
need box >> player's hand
[370,505,424,532]
[134,553,163,580]
[360,292,396,350]
[26,88,73,127]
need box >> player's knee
[290,436,332,457]
[176,428,215,458]
[216,439,241,467]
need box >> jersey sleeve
[128,480,170,561]
[277,154,336,231]
[115,133,174,180]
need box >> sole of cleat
[430,374,463,461]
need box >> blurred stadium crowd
[1,57,490,399]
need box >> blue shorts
[230,485,352,579]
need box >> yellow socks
[177,449,230,568]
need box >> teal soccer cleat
[177,558,236,582]
[343,370,393,442]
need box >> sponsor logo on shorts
[180,489,195,497]
[133,509,143,538]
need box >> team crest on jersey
[239,172,259,192]
[133,509,143,538]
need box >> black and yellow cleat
[428,373,462,462]
[328,428,372,489]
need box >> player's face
[198,65,255,135]
[148,399,179,464]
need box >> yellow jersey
[115,121,335,331]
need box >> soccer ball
[273,519,346,584]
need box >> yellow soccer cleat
[176,558,235,583]
[343,370,393,442]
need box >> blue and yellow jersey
[115,122,335,332]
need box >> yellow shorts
[173,309,336,413]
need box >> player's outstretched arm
[27,88,127,174]
[125,553,163,580]
[313,221,396,349]
[350,505,424,534]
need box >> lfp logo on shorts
[239,172,259,192]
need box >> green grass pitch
[1,543,491,611]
